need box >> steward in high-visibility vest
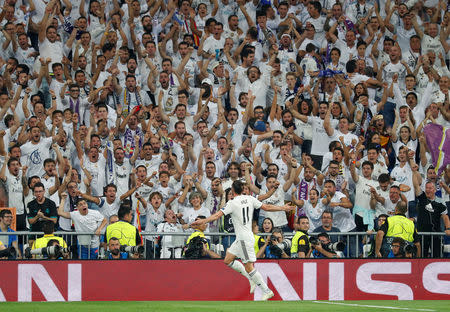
[254,233,265,254]
[290,216,312,258]
[106,205,141,246]
[375,201,421,258]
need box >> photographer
[258,228,290,259]
[184,216,221,259]
[387,237,415,259]
[31,221,68,259]
[311,233,345,258]
[45,239,70,260]
[107,237,141,259]
[0,240,15,259]
[0,209,22,259]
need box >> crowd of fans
[0,0,449,260]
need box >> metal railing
[0,231,448,259]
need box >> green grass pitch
[2,301,449,312]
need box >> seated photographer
[311,233,345,258]
[31,221,67,259]
[0,209,22,258]
[388,237,415,258]
[184,216,221,259]
[107,237,129,259]
[106,237,141,259]
[45,239,70,260]
[0,240,12,259]
[261,228,291,259]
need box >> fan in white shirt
[58,196,108,252]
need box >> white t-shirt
[83,154,107,197]
[372,184,388,217]
[421,34,444,58]
[392,139,418,158]
[221,195,263,241]
[70,210,105,247]
[145,204,166,240]
[5,170,25,214]
[383,62,407,90]
[156,221,185,248]
[183,206,211,225]
[307,116,338,156]
[156,86,179,114]
[39,38,63,70]
[303,201,325,231]
[353,176,378,216]
[391,163,415,202]
[334,39,357,65]
[261,187,287,227]
[98,197,121,220]
[396,27,416,54]
[41,176,59,207]
[202,36,225,57]
[135,156,163,178]
[331,130,358,147]
[20,137,53,178]
[111,160,132,198]
[326,191,356,232]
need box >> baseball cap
[211,61,223,70]
[201,78,213,85]
[254,120,266,132]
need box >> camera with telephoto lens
[309,236,319,246]
[24,245,71,259]
[269,235,291,258]
[326,241,346,252]
[275,239,291,251]
[402,244,416,257]
[0,246,17,258]
[120,245,144,254]
[310,236,345,252]
[269,234,278,244]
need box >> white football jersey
[221,195,262,241]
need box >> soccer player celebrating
[191,181,295,300]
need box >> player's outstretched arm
[191,210,225,227]
[261,204,296,212]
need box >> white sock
[228,260,251,280]
[248,269,270,293]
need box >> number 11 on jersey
[242,206,250,225]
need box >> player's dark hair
[232,180,244,195]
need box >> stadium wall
[0,259,449,301]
